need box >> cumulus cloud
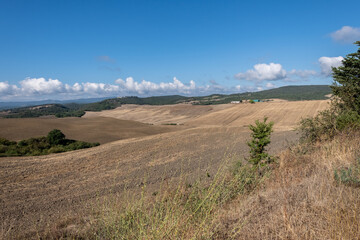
[115,77,196,95]
[331,26,360,43]
[0,77,202,101]
[318,56,344,76]
[20,78,64,95]
[0,82,18,95]
[235,63,287,81]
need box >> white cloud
[318,56,344,76]
[115,77,196,94]
[0,82,18,95]
[331,26,360,43]
[0,77,203,101]
[81,82,119,94]
[20,78,64,95]
[235,63,287,81]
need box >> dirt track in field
[0,100,329,238]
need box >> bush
[48,146,66,154]
[334,157,360,187]
[300,106,360,142]
[0,138,16,146]
[47,129,66,145]
[247,117,274,166]
[0,130,100,157]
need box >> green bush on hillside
[0,129,99,157]
[334,156,360,188]
[247,117,274,166]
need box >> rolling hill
[0,85,331,118]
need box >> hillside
[0,85,331,118]
[84,100,329,131]
[0,97,110,110]
[0,99,329,239]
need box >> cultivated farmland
[0,100,329,238]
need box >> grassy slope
[217,132,360,239]
[32,131,360,239]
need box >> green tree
[47,129,66,145]
[331,41,360,114]
[247,117,274,166]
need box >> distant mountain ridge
[0,97,111,110]
[0,85,331,118]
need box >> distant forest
[0,85,331,118]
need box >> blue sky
[0,0,359,101]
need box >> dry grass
[217,132,360,239]
[5,131,359,239]
[39,158,265,239]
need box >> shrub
[300,106,360,142]
[0,138,16,146]
[48,146,66,154]
[334,157,360,187]
[0,130,99,157]
[247,117,274,166]
[47,129,66,145]
[336,110,360,131]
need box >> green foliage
[300,42,360,142]
[247,117,274,166]
[55,110,85,118]
[334,157,360,188]
[0,137,16,146]
[249,99,255,104]
[331,41,360,114]
[300,105,360,143]
[47,129,66,145]
[0,130,99,157]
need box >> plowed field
[0,100,329,238]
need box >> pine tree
[247,117,274,166]
[331,41,360,114]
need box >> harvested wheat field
[84,100,329,130]
[0,100,329,238]
[0,117,178,144]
